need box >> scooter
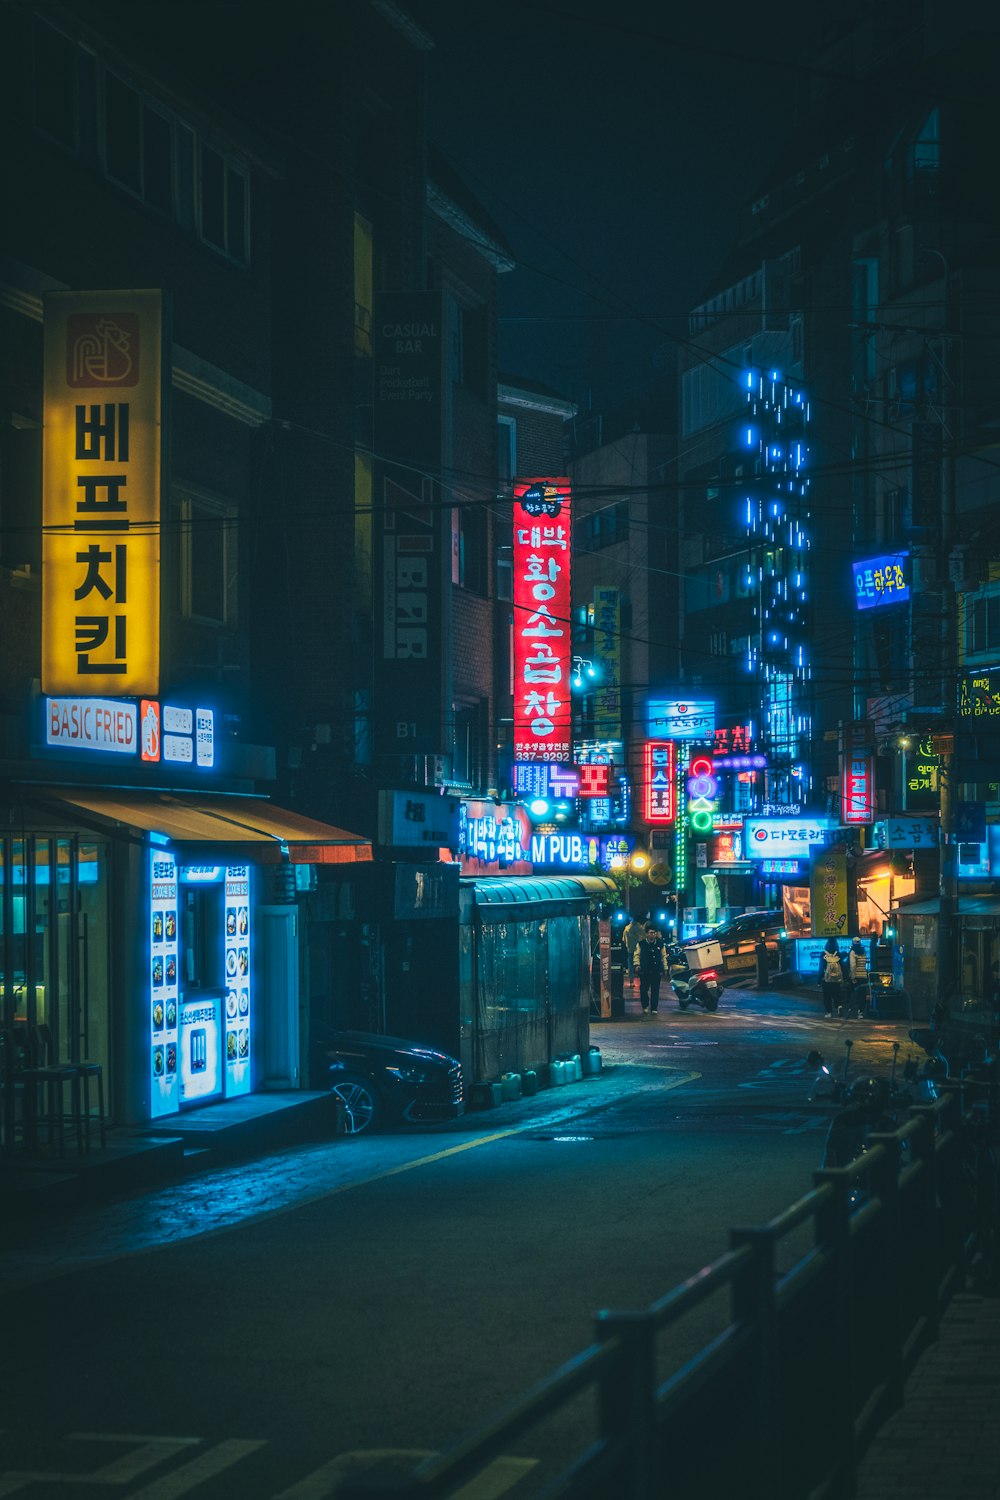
[808,1038,854,1104]
[666,944,723,1012]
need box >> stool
[12,1028,74,1157]
[74,1059,107,1150]
[33,1025,107,1153]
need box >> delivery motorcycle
[666,943,723,1012]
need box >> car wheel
[330,1072,382,1135]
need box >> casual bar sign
[513,478,572,761]
[42,290,163,695]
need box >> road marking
[127,1440,265,1498]
[271,1450,433,1497]
[0,1436,202,1494]
[71,1435,201,1484]
[272,1452,537,1500]
[452,1456,538,1497]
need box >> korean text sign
[841,721,875,825]
[852,554,909,611]
[644,739,676,823]
[42,290,163,694]
[513,479,571,761]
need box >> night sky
[409,0,1000,411]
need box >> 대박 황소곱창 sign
[513,479,572,761]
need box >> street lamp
[571,656,598,690]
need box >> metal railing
[341,1083,992,1500]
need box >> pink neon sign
[513,478,572,761]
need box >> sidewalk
[855,1290,1000,1499]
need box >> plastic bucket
[500,1072,522,1101]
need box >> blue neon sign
[853,554,909,611]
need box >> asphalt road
[0,981,915,1498]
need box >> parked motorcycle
[807,1038,854,1104]
[666,944,723,1012]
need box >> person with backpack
[818,937,846,1016]
[848,938,869,1011]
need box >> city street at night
[1,981,915,1497]
[3,3,1000,1496]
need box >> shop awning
[467,874,617,918]
[894,895,1000,918]
[33,788,373,865]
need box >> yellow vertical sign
[42,289,162,695]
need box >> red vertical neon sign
[644,739,676,822]
[841,721,874,825]
[513,478,572,761]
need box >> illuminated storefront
[2,769,371,1130]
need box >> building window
[33,18,76,148]
[452,702,483,787]
[911,109,940,176]
[575,502,629,552]
[884,487,906,544]
[447,294,487,399]
[967,592,1000,658]
[454,499,488,596]
[32,21,250,265]
[497,416,515,485]
[178,495,236,625]
[199,142,247,263]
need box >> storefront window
[1,834,110,1090]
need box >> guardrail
[341,1086,987,1500]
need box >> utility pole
[921,248,958,1005]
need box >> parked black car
[310,1031,464,1136]
[691,910,786,978]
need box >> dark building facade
[0,2,606,1142]
[675,5,1000,1008]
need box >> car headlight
[386,1064,431,1086]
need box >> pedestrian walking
[622,915,643,983]
[848,937,869,1012]
[818,937,846,1016]
[637,923,665,1014]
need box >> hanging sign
[811,841,849,938]
[513,478,572,761]
[42,289,163,695]
[840,721,875,825]
[643,739,676,823]
[648,698,715,740]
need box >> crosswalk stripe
[126,1440,265,1498]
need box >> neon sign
[149,849,180,1118]
[42,290,163,695]
[513,478,572,761]
[649,698,715,740]
[853,553,909,610]
[841,733,875,826]
[644,740,676,823]
[687,754,718,833]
